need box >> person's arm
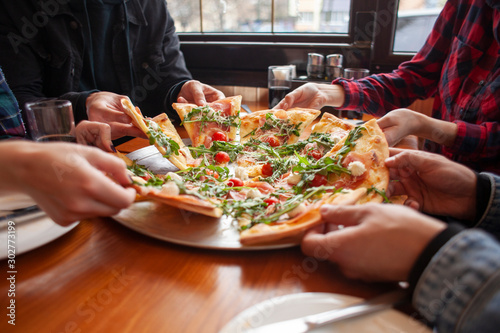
[377,109,458,147]
[333,1,458,117]
[0,141,136,226]
[412,228,500,333]
[0,68,26,139]
[474,173,500,238]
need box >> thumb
[320,204,363,227]
[84,149,132,186]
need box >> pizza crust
[240,188,367,245]
[121,99,191,170]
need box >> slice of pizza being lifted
[235,119,390,245]
[172,95,242,148]
[239,108,320,147]
[121,98,192,170]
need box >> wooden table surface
[0,102,397,333]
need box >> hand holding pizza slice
[121,98,192,170]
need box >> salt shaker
[307,53,325,80]
[326,54,343,80]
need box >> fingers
[274,95,292,110]
[108,122,147,139]
[301,226,340,260]
[84,149,133,187]
[319,204,364,227]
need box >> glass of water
[25,99,76,142]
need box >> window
[167,0,442,87]
[393,0,444,53]
[168,0,351,34]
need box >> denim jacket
[0,0,192,123]
[414,174,500,332]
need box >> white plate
[220,292,431,333]
[120,145,298,250]
[112,201,298,251]
[0,193,79,260]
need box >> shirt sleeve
[332,0,457,116]
[0,68,26,139]
[445,120,500,163]
[413,229,500,333]
[475,173,500,238]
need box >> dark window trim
[371,0,414,71]
[177,0,417,86]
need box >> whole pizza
[120,96,389,245]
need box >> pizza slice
[172,95,242,148]
[232,119,390,245]
[293,119,390,203]
[271,112,356,161]
[121,98,192,170]
[239,188,367,245]
[126,162,224,218]
[239,108,320,146]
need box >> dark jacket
[0,0,192,123]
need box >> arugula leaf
[145,120,180,158]
[181,105,240,134]
[367,186,391,203]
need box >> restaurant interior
[4,0,486,332]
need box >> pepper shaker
[326,54,343,80]
[307,53,325,80]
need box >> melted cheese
[235,166,249,181]
[286,173,302,185]
[160,181,180,196]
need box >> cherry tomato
[308,149,322,160]
[264,135,280,147]
[310,174,328,187]
[212,131,228,142]
[205,169,220,179]
[227,178,244,187]
[264,197,279,206]
[140,173,152,181]
[261,163,274,177]
[214,151,230,164]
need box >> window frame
[177,0,415,86]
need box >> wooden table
[0,102,397,333]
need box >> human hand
[75,121,114,152]
[177,80,225,105]
[377,109,458,147]
[301,204,445,282]
[385,149,477,220]
[377,109,422,146]
[86,92,146,139]
[273,83,345,110]
[1,141,136,226]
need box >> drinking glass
[268,65,293,109]
[25,99,76,142]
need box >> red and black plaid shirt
[334,0,500,173]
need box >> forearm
[413,229,500,332]
[0,141,38,191]
[325,84,346,108]
[415,113,458,147]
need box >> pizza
[121,99,192,170]
[240,108,320,146]
[172,95,242,148]
[122,98,390,246]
